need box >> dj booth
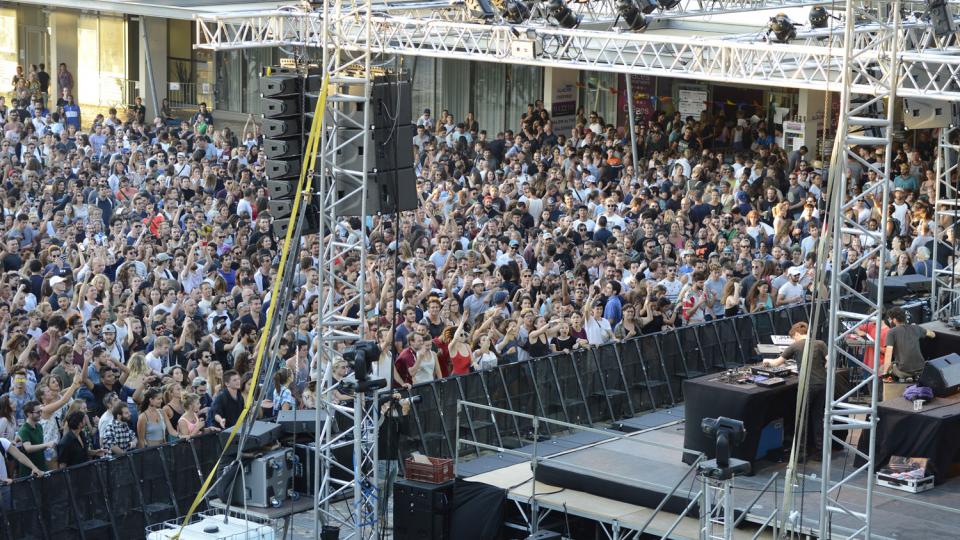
[682,370,799,466]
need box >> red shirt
[432,338,452,378]
[395,347,416,385]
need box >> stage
[462,407,960,539]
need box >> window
[0,9,16,91]
[77,14,127,106]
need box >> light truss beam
[194,8,960,100]
[931,128,960,321]
[818,2,898,538]
[313,0,379,539]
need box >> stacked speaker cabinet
[312,75,417,216]
[260,67,320,237]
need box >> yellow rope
[172,71,330,538]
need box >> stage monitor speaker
[919,353,960,397]
[394,479,453,540]
[219,420,283,453]
[276,409,321,434]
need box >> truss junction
[192,1,960,539]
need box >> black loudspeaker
[263,96,302,118]
[263,138,299,160]
[262,117,302,138]
[328,125,413,173]
[271,199,320,237]
[867,275,930,303]
[276,409,322,434]
[292,441,353,495]
[371,76,412,130]
[261,73,302,97]
[264,159,301,181]
[335,167,417,217]
[219,420,283,453]
[919,353,960,397]
[393,479,453,540]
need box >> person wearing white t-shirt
[777,267,806,306]
[584,299,614,346]
[0,437,43,481]
[658,264,684,302]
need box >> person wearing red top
[445,316,472,376]
[856,320,889,370]
[431,335,452,378]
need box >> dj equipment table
[682,372,799,465]
[856,393,960,484]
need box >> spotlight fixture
[927,0,957,37]
[660,0,681,8]
[617,0,649,31]
[809,6,829,28]
[503,0,531,23]
[548,0,580,29]
[767,12,797,43]
[637,0,659,15]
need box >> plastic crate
[404,456,454,484]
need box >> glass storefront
[213,48,275,115]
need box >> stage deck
[463,416,960,539]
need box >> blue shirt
[604,295,623,327]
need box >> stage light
[660,0,681,8]
[637,0,659,14]
[767,12,797,43]
[503,0,531,23]
[548,0,581,28]
[617,0,650,31]
[809,6,829,28]
[927,0,956,37]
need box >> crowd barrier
[0,433,223,540]
[402,302,827,458]
[0,303,825,539]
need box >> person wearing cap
[777,266,806,306]
[100,323,125,364]
[462,277,489,325]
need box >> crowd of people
[0,60,950,480]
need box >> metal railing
[167,81,214,110]
[456,399,705,539]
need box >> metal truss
[312,0,378,538]
[932,127,960,321]
[699,477,735,540]
[818,1,899,538]
[194,5,960,100]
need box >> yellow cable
[172,72,330,538]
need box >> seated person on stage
[882,307,935,381]
[762,321,828,455]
